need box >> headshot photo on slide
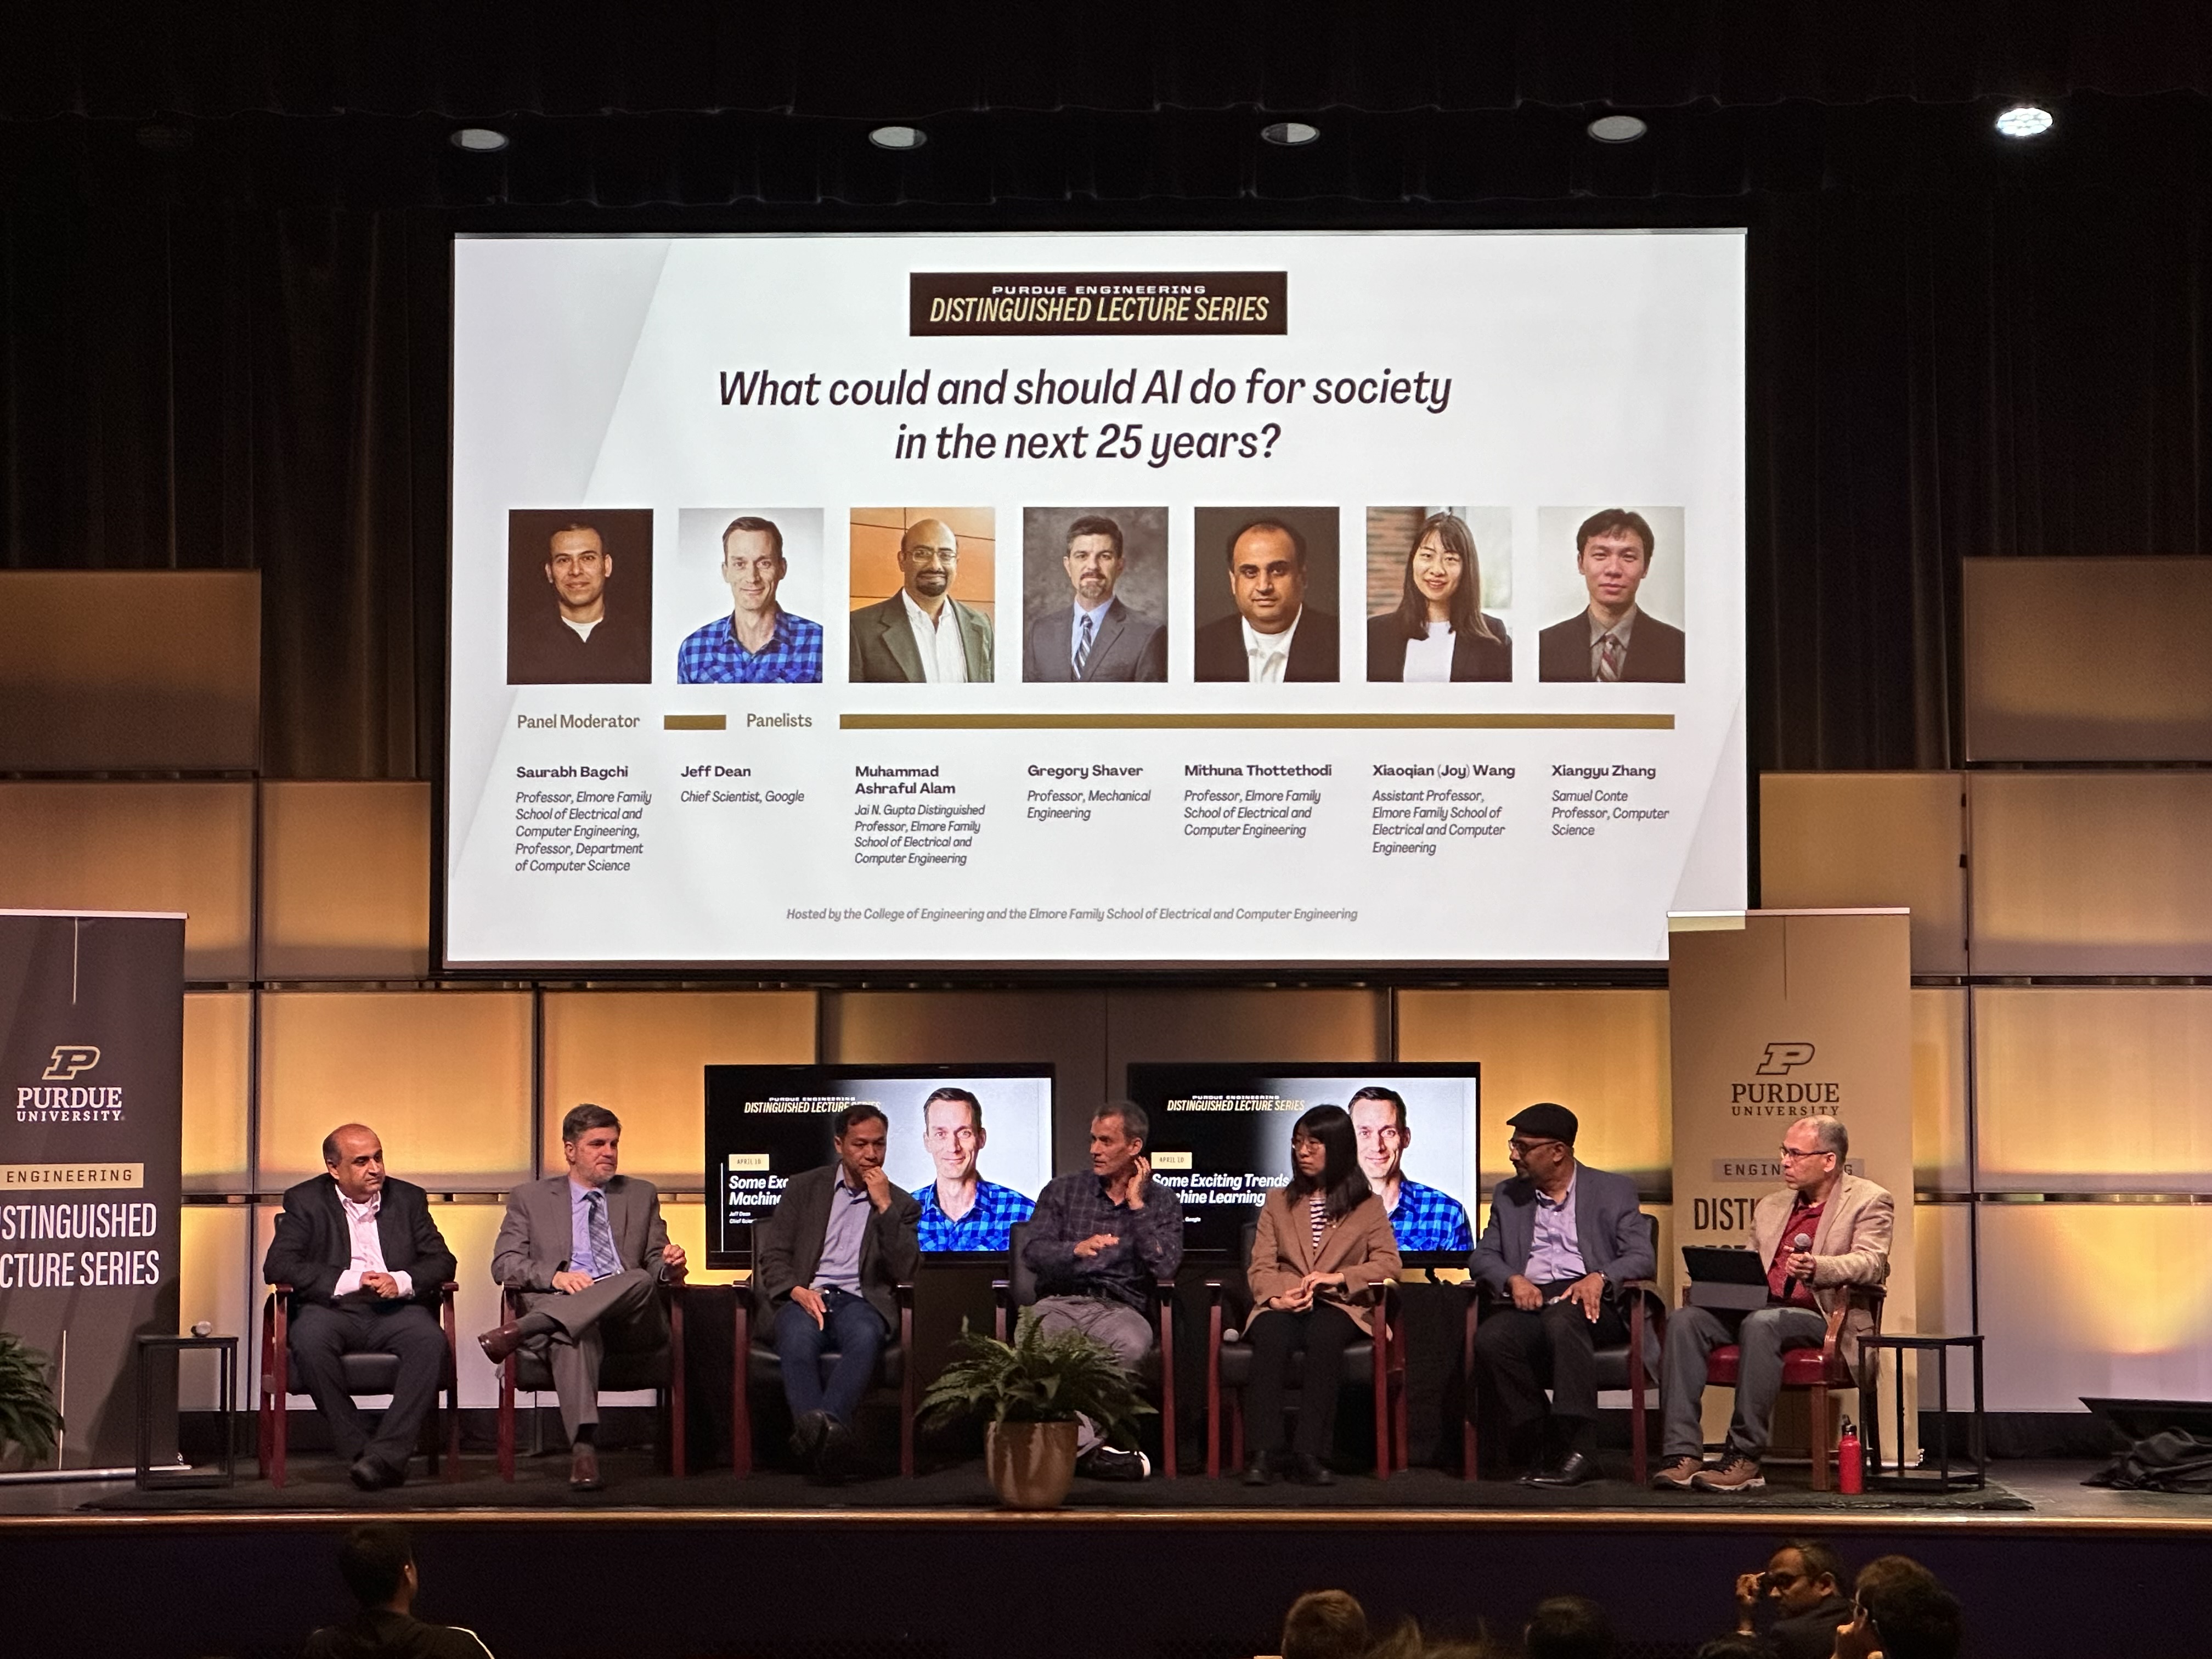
[671,508,825,684]
[848,507,996,684]
[1364,506,1514,682]
[1190,506,1341,683]
[505,507,653,685]
[1021,506,1169,683]
[1534,505,1686,684]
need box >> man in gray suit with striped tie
[1023,514,1168,682]
[477,1104,685,1490]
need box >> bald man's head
[898,517,960,607]
[321,1124,386,1203]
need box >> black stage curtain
[4,97,2212,776]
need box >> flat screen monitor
[1124,1063,1480,1260]
[706,1063,1053,1268]
[445,229,1747,971]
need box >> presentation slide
[1126,1064,1480,1258]
[706,1065,1052,1265]
[448,231,1746,968]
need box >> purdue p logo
[1755,1042,1816,1076]
[41,1045,102,1081]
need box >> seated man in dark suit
[1536,507,1686,682]
[753,1104,922,1479]
[263,1123,458,1492]
[1192,518,1339,682]
[1024,514,1167,682]
[1468,1101,1656,1487]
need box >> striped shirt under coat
[1245,1187,1402,1337]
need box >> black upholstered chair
[1462,1210,1663,1483]
[495,1276,687,1479]
[1207,1222,1406,1479]
[993,1219,1181,1478]
[257,1282,461,1488]
[733,1278,916,1476]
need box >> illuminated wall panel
[826,990,1108,1173]
[178,1205,252,1409]
[1912,988,1971,1193]
[1978,1203,2212,1411]
[0,571,259,772]
[182,991,251,1193]
[1759,774,1967,973]
[1974,987,2212,1192]
[0,782,252,979]
[1963,556,2212,762]
[540,991,816,1186]
[260,782,431,979]
[1969,772,2212,975]
[258,992,532,1189]
[1911,1204,1976,1407]
[1396,989,1669,1195]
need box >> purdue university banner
[1669,910,1914,1434]
[0,912,183,1468]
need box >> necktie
[1597,633,1623,682]
[1074,612,1093,679]
[586,1189,618,1278]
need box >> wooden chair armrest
[894,1281,917,1306]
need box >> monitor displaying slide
[447,230,1746,968]
[704,1064,1052,1267]
[1125,1063,1479,1260]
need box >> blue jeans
[774,1287,887,1426]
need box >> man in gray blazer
[754,1104,922,1479]
[1469,1101,1655,1487]
[477,1104,685,1491]
[849,516,995,683]
[1024,514,1168,682]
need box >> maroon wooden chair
[1205,1222,1407,1479]
[1462,1212,1664,1484]
[1701,1284,1885,1491]
[257,1282,460,1488]
[495,1273,687,1480]
[733,1279,916,1477]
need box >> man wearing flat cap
[1468,1102,1655,1487]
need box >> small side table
[135,1333,238,1490]
[1861,1332,1986,1491]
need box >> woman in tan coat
[1243,1104,1402,1486]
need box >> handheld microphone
[1792,1233,1812,1251]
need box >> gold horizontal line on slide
[664,714,727,730]
[840,713,1674,731]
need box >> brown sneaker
[1691,1453,1765,1492]
[1650,1454,1703,1491]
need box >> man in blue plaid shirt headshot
[913,1087,1035,1251]
[1350,1085,1474,1252]
[676,515,823,683]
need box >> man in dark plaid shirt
[913,1087,1036,1251]
[1350,1086,1474,1252]
[1021,1101,1182,1480]
[675,515,823,683]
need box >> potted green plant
[920,1310,1153,1509]
[0,1333,62,1472]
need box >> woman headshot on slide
[1366,511,1511,681]
[1240,1105,1401,1487]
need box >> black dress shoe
[1524,1449,1599,1488]
[348,1456,387,1492]
[1289,1452,1336,1487]
[1242,1452,1276,1487]
[789,1409,833,1465]
[812,1415,856,1483]
[1075,1444,1151,1481]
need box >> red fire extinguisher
[1838,1417,1864,1493]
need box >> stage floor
[5,1456,2207,1532]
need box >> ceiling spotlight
[869,125,927,151]
[1994,104,2054,139]
[1261,121,1321,147]
[1587,114,1649,144]
[450,127,510,153]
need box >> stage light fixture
[1995,104,2054,139]
[450,128,510,153]
[1261,122,1321,147]
[869,125,927,151]
[1587,114,1649,144]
